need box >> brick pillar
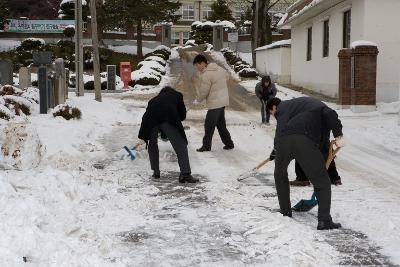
[338,48,352,106]
[351,45,379,111]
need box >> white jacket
[196,62,230,110]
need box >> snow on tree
[58,0,89,20]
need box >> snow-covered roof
[351,40,378,48]
[279,0,326,27]
[60,0,87,6]
[255,39,291,51]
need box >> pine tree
[102,0,181,58]
[0,0,9,30]
[209,0,234,22]
[59,0,89,21]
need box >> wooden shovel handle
[255,159,270,170]
[325,141,341,169]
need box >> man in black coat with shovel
[266,97,344,230]
[138,86,198,183]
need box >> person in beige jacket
[193,54,234,152]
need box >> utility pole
[75,0,84,96]
[254,0,259,48]
[90,0,102,102]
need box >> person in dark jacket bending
[138,86,198,183]
[255,76,277,124]
[266,97,344,230]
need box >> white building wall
[256,47,291,84]
[290,0,400,102]
[363,0,400,102]
[290,0,359,98]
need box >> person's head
[261,75,271,88]
[159,86,175,94]
[193,54,208,71]
[266,97,282,116]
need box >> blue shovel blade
[292,192,317,212]
[123,146,136,160]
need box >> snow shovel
[237,159,270,181]
[123,142,143,160]
[292,141,341,212]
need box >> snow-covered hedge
[131,69,161,86]
[238,67,258,78]
[0,85,39,121]
[52,103,82,120]
[221,48,258,78]
[144,56,167,67]
[20,38,45,50]
[138,61,166,75]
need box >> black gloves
[269,149,276,161]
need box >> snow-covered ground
[108,45,153,56]
[0,40,21,52]
[1,30,399,263]
[1,62,400,265]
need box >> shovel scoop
[292,192,317,212]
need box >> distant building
[278,0,400,103]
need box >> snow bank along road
[1,60,400,266]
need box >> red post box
[120,62,131,89]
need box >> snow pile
[255,39,292,51]
[351,40,378,48]
[0,122,44,170]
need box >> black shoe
[223,144,234,150]
[332,179,342,186]
[179,173,199,183]
[196,147,211,152]
[317,220,342,230]
[152,171,160,179]
[281,211,292,217]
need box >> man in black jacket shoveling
[138,87,198,183]
[266,97,344,230]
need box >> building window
[182,5,195,20]
[343,10,351,48]
[323,20,329,57]
[307,27,312,61]
[182,32,190,44]
[172,32,180,45]
[202,5,213,20]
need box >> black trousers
[275,134,332,222]
[202,107,234,149]
[148,122,191,174]
[295,159,341,183]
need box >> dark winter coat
[274,97,343,146]
[255,76,277,101]
[138,87,187,143]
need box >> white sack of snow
[0,122,45,170]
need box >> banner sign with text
[5,19,75,33]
